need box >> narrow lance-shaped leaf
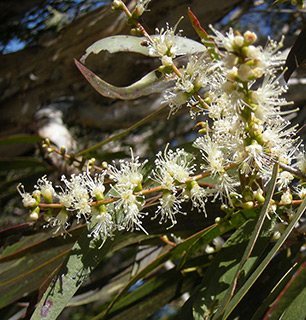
[74,59,175,100]
[101,219,247,320]
[222,194,306,320]
[212,162,279,319]
[0,229,83,309]
[263,261,306,320]
[0,134,44,145]
[30,215,118,320]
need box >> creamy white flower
[60,173,92,220]
[45,208,70,235]
[154,146,195,184]
[57,186,73,208]
[208,25,236,52]
[112,186,148,234]
[194,135,225,176]
[212,173,237,206]
[154,191,184,228]
[149,21,181,58]
[251,73,291,121]
[83,171,106,200]
[108,150,147,190]
[135,0,151,15]
[17,183,37,208]
[35,175,55,201]
[189,181,208,214]
[88,209,114,246]
[245,36,285,72]
[280,189,292,205]
[277,171,294,190]
[242,143,271,174]
[163,54,210,115]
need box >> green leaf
[103,268,199,320]
[0,169,51,191]
[0,135,44,145]
[0,228,83,308]
[264,261,306,320]
[30,216,116,320]
[74,59,174,100]
[250,247,304,320]
[212,163,279,319]
[190,163,278,319]
[281,284,306,320]
[191,216,273,320]
[80,35,206,62]
[222,195,306,320]
[101,221,243,319]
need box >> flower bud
[29,207,40,220]
[244,31,257,45]
[233,35,244,48]
[112,0,123,9]
[238,201,254,210]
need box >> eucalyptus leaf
[0,158,47,171]
[80,35,206,62]
[0,230,82,309]
[191,216,273,320]
[211,163,279,320]
[264,261,306,320]
[75,59,174,99]
[222,195,306,320]
[30,216,118,320]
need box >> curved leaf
[74,59,175,99]
[30,215,117,320]
[211,163,279,319]
[80,35,206,62]
[100,268,199,320]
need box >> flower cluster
[18,15,306,245]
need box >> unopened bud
[233,35,244,48]
[29,207,40,220]
[244,31,257,45]
[112,0,123,9]
[238,201,254,210]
